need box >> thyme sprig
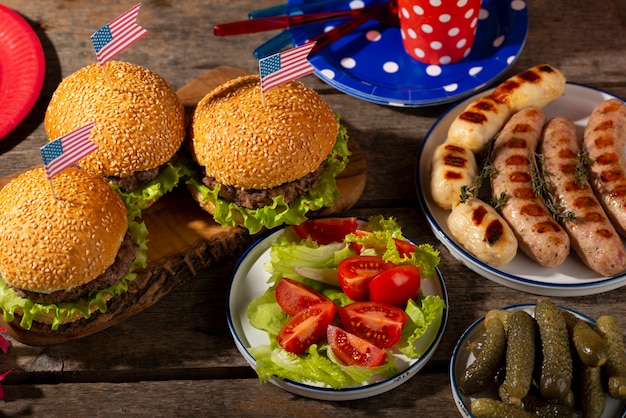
[575,150,591,188]
[534,153,576,222]
[459,139,506,207]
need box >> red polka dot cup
[398,0,482,65]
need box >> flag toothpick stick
[47,178,57,200]
[100,62,113,89]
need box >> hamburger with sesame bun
[186,75,350,234]
[44,60,191,210]
[0,166,147,335]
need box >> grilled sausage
[540,117,626,276]
[447,64,566,153]
[430,142,478,210]
[490,64,567,113]
[447,197,518,266]
[447,96,512,153]
[490,107,570,267]
[582,98,626,237]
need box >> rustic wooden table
[1,0,625,416]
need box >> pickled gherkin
[458,316,506,395]
[534,299,573,401]
[499,310,536,406]
[470,398,535,418]
[577,363,606,418]
[594,315,626,400]
[562,309,607,368]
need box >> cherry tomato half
[291,217,358,245]
[275,278,329,317]
[277,301,337,354]
[350,230,416,257]
[327,325,387,367]
[337,255,393,301]
[368,265,421,308]
[339,301,406,348]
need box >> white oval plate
[416,83,626,297]
[450,303,626,417]
[227,225,448,401]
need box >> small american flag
[259,41,316,93]
[40,122,98,179]
[90,3,148,65]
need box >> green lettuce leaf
[398,295,447,358]
[112,158,196,213]
[185,120,351,234]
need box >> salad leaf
[246,287,288,336]
[398,295,447,358]
[265,237,354,286]
[250,343,353,389]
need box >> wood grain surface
[0,0,625,416]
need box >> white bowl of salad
[227,216,448,401]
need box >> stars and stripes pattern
[90,3,148,65]
[259,41,316,93]
[40,122,98,179]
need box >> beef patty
[10,232,138,304]
[105,155,178,192]
[202,161,327,209]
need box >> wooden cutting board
[0,66,367,345]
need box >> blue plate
[287,0,529,106]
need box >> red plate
[0,5,46,141]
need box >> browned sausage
[490,64,566,113]
[430,142,477,210]
[582,98,626,237]
[447,197,518,266]
[447,64,566,154]
[490,107,570,267]
[540,117,626,276]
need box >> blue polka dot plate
[287,0,528,107]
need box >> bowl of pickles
[450,300,626,417]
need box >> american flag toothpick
[90,3,148,86]
[40,122,98,198]
[258,41,316,105]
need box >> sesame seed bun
[44,61,186,178]
[0,167,128,293]
[190,75,339,189]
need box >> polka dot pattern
[398,0,481,65]
[287,0,528,106]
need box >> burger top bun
[0,167,128,293]
[44,61,186,178]
[191,75,339,190]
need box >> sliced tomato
[327,325,387,367]
[350,230,417,257]
[339,301,406,348]
[393,238,417,258]
[337,255,393,301]
[291,217,358,245]
[368,265,421,308]
[275,278,329,317]
[277,301,338,354]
